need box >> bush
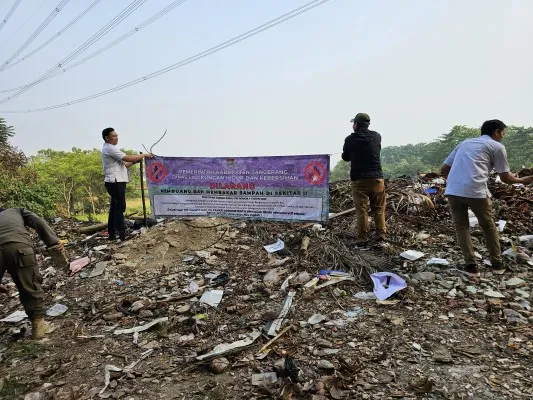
[0,177,56,218]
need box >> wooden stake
[257,324,294,355]
[139,153,147,227]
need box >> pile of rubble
[0,175,532,400]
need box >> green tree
[501,126,533,169]
[30,147,143,217]
[0,117,55,217]
[330,160,350,181]
[0,117,14,146]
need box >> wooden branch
[292,207,356,232]
[257,324,294,355]
[76,213,136,234]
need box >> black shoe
[489,262,506,275]
[460,264,481,278]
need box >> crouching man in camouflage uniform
[0,207,64,339]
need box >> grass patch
[80,197,152,222]
[10,341,43,358]
[0,377,30,399]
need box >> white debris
[263,239,285,253]
[114,317,169,335]
[46,304,68,317]
[199,290,224,308]
[426,258,450,265]
[197,331,261,361]
[0,310,28,322]
[400,250,425,261]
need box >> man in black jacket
[341,113,386,245]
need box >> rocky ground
[0,176,532,400]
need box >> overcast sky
[1,0,532,166]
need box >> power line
[0,0,72,70]
[0,0,187,92]
[0,0,332,113]
[0,0,147,103]
[0,0,23,33]
[1,0,105,72]
[0,0,50,49]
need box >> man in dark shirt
[341,113,386,245]
[0,207,64,339]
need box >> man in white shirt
[441,119,533,277]
[101,127,154,241]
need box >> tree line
[0,117,141,218]
[331,125,533,181]
[2,118,531,217]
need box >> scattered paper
[46,303,68,317]
[69,256,90,274]
[497,220,506,232]
[266,291,295,336]
[197,330,261,361]
[114,317,169,335]
[199,290,224,308]
[93,245,108,252]
[370,272,408,301]
[426,258,450,266]
[0,310,28,322]
[400,250,425,261]
[263,239,285,253]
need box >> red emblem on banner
[147,162,167,183]
[304,161,327,185]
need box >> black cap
[350,113,370,124]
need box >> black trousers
[105,182,127,238]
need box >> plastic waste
[263,239,285,253]
[400,250,425,261]
[370,272,408,301]
[199,290,224,308]
[46,304,68,317]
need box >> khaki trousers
[446,195,502,265]
[352,179,387,242]
[0,242,44,319]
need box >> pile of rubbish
[0,174,532,400]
